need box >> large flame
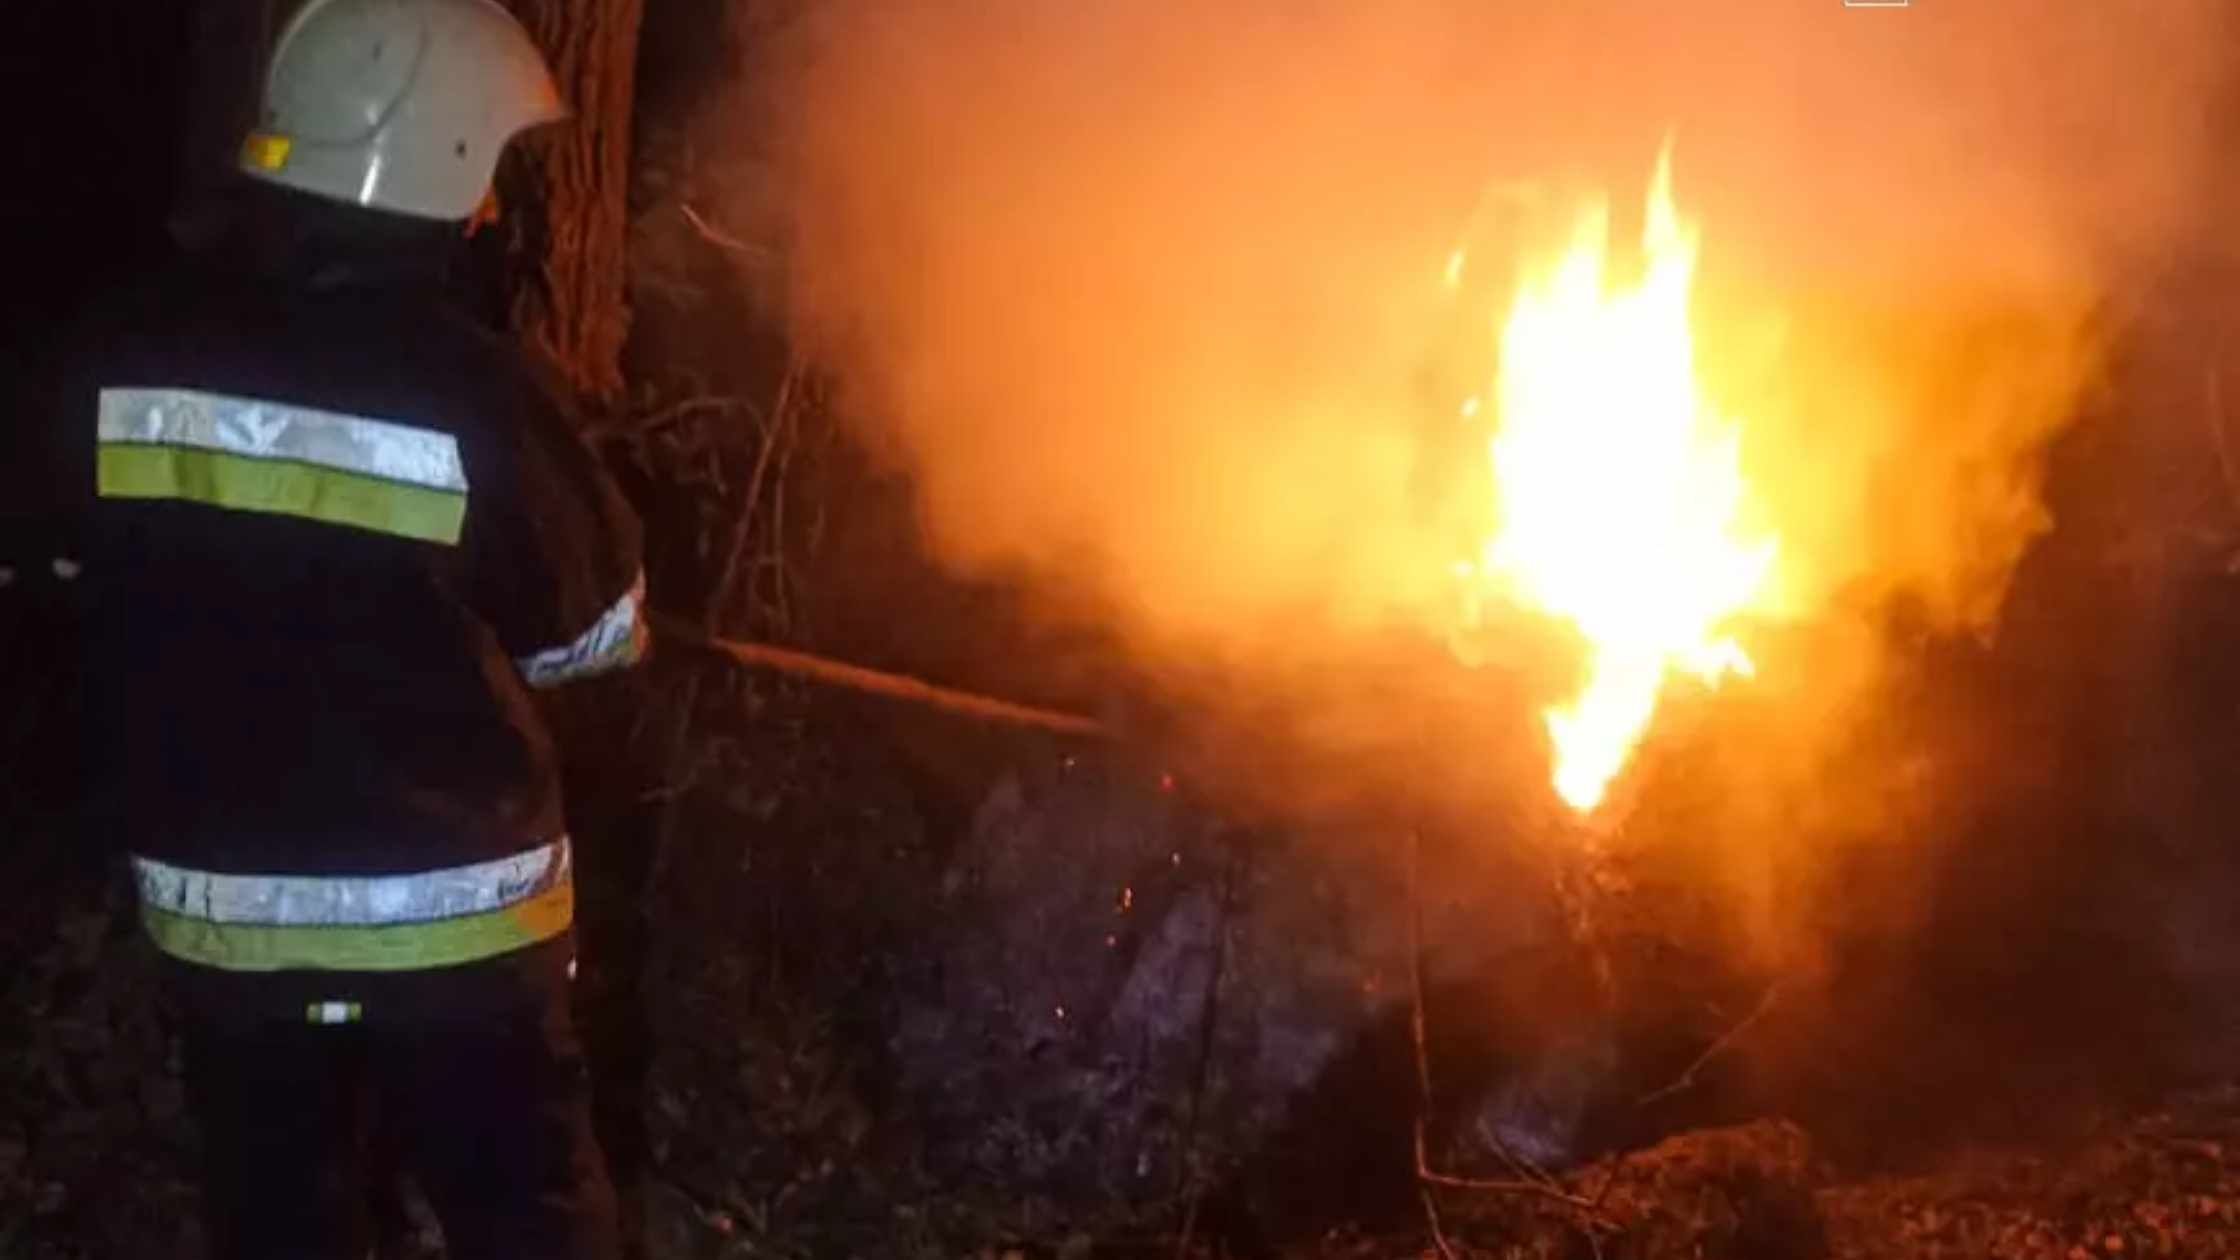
[1468,150,1778,813]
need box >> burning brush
[1452,146,1779,818]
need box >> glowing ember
[1465,148,1777,813]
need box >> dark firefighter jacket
[59,224,646,1020]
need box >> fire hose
[649,612,1112,738]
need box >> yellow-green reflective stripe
[97,388,468,492]
[97,444,467,546]
[140,881,571,972]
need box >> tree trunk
[500,0,647,407]
[497,13,658,1256]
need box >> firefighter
[66,1,643,1256]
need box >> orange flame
[1466,148,1778,813]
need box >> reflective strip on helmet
[248,0,565,220]
[132,840,569,926]
[241,132,294,172]
[140,882,572,973]
[515,572,650,688]
[96,388,468,545]
[130,841,572,972]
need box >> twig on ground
[643,676,707,905]
[1409,834,1574,1195]
[1414,1167,1597,1207]
[679,203,773,261]
[2203,367,2240,574]
[1408,830,1607,1260]
[1588,1153,1625,1213]
[1168,829,1250,1257]
[1409,828,1464,1260]
[1486,1107,1562,1191]
[1178,830,1244,1188]
[768,464,792,633]
[590,393,740,443]
[654,394,734,423]
[709,363,798,632]
[645,366,802,905]
[2207,367,2240,523]
[1171,1188,1202,1260]
[1636,981,1785,1108]
[1419,1182,1463,1260]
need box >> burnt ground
[13,533,2240,1260]
[1284,1098,2240,1260]
[13,771,2240,1260]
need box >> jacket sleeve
[464,362,650,689]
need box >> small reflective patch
[242,132,293,171]
[516,573,650,688]
[567,956,579,982]
[50,557,81,583]
[306,1001,363,1025]
[0,566,13,589]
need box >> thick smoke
[751,0,2233,834]
[673,1,2240,1148]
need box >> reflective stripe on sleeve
[97,389,466,490]
[129,840,572,972]
[515,572,649,688]
[96,388,468,544]
[133,840,569,926]
[140,882,572,973]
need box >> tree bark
[500,0,648,407]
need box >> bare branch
[585,393,743,444]
[707,362,798,635]
[1170,1191,1199,1260]
[679,202,774,262]
[1409,829,1608,1260]
[643,394,744,432]
[2208,367,2240,521]
[1419,1182,1463,1260]
[1179,834,1242,1184]
[1410,832,1568,1192]
[1637,981,1784,1108]
[1417,1168,1598,1208]
[656,615,1111,738]
[2203,367,2240,575]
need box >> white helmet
[239,0,567,222]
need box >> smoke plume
[746,0,2234,843]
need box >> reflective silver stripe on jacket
[516,572,649,688]
[130,839,570,927]
[98,387,468,492]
